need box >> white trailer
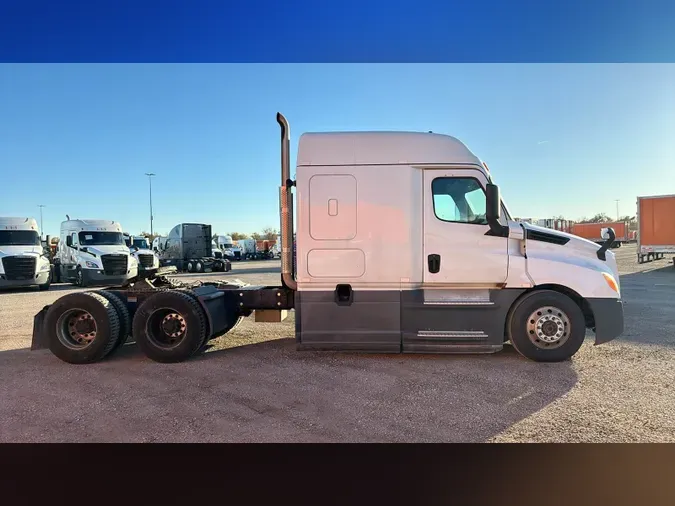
[0,217,52,290]
[236,238,257,260]
[54,218,138,287]
[32,113,624,365]
[271,234,281,258]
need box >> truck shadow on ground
[0,338,577,443]
[617,266,675,348]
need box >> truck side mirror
[485,183,507,236]
[486,183,501,223]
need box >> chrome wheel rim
[526,306,571,350]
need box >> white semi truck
[216,235,242,260]
[32,113,624,365]
[0,217,52,291]
[54,218,138,287]
[123,233,160,278]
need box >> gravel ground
[0,248,674,442]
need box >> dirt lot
[1,247,674,442]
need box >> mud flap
[31,305,51,351]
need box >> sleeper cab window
[432,177,488,225]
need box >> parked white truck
[216,235,242,260]
[54,218,138,287]
[0,217,52,291]
[32,113,624,365]
[123,233,160,278]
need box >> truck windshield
[132,238,149,249]
[0,230,41,246]
[79,232,125,246]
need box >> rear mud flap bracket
[31,305,51,351]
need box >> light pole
[615,199,620,221]
[38,205,45,238]
[145,173,156,237]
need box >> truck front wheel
[132,290,208,363]
[506,290,586,362]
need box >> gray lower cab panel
[295,288,526,353]
[295,290,401,352]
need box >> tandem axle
[31,278,294,364]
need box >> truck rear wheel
[94,290,131,351]
[132,290,208,363]
[43,292,121,364]
[506,290,585,362]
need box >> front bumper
[81,268,135,286]
[0,270,50,289]
[138,266,159,278]
[587,297,624,345]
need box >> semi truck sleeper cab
[31,113,624,365]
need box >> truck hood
[520,222,619,282]
[130,248,156,256]
[0,245,44,258]
[80,246,131,257]
[522,223,603,256]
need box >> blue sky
[1,64,673,236]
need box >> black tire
[38,267,52,291]
[195,261,204,273]
[132,290,208,363]
[44,291,120,364]
[75,266,87,287]
[94,290,131,352]
[52,261,61,283]
[186,261,194,273]
[506,290,585,363]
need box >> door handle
[428,254,441,273]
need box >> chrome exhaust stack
[277,112,297,291]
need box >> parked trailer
[570,221,628,248]
[636,194,675,265]
[236,238,257,260]
[31,112,624,365]
[157,223,231,273]
[0,217,52,291]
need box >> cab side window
[432,177,488,225]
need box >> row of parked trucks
[154,234,282,261]
[0,218,238,291]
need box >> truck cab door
[423,169,508,286]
